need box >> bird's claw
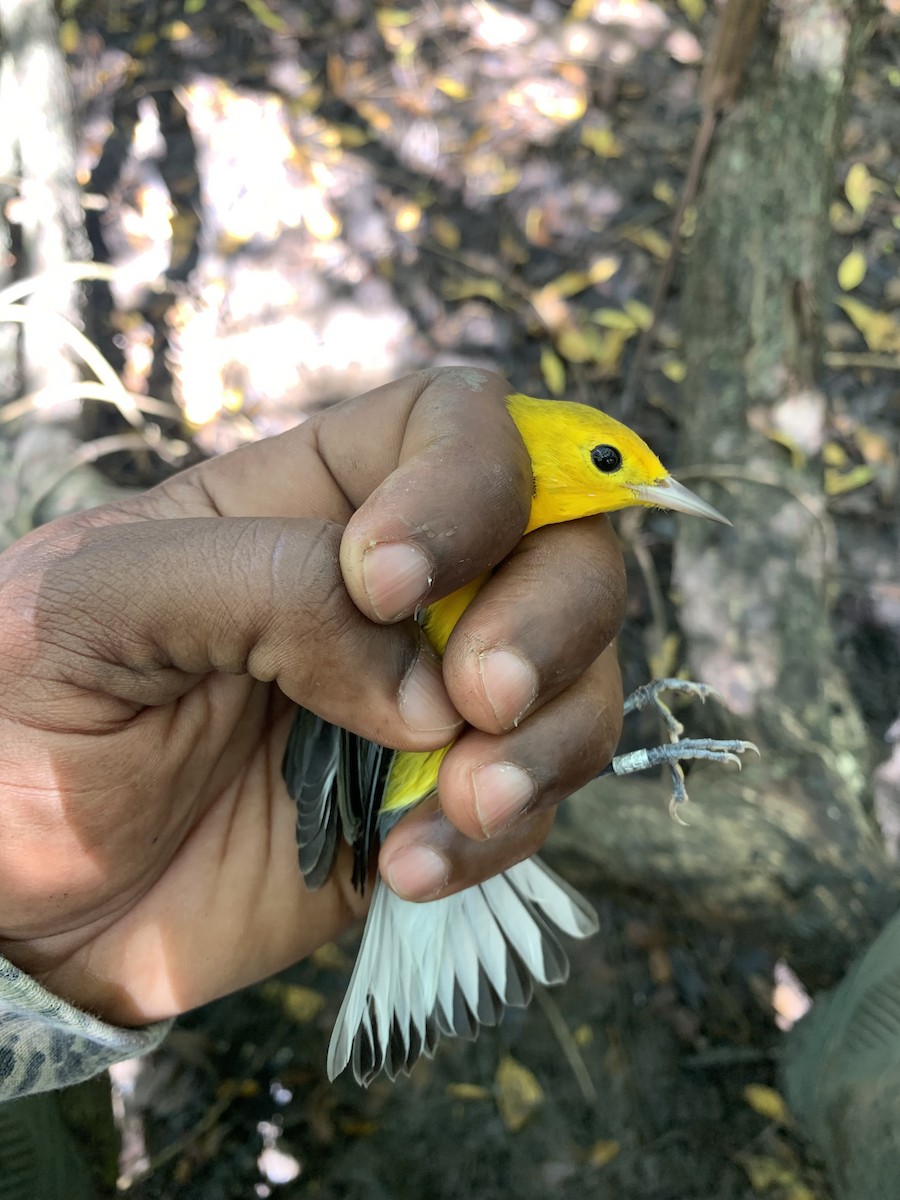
[622,677,724,740]
[604,678,759,817]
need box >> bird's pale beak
[630,477,732,526]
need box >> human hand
[0,367,624,1026]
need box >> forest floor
[25,0,900,1195]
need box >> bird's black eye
[591,444,623,473]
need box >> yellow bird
[282,394,747,1085]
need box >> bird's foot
[602,679,759,822]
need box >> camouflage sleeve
[0,956,172,1101]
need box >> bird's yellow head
[505,394,728,533]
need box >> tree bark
[547,0,896,986]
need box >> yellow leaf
[375,8,414,26]
[132,31,157,55]
[540,347,567,396]
[740,1155,788,1190]
[653,179,677,207]
[587,1140,621,1168]
[311,941,351,970]
[495,1056,543,1132]
[442,277,509,305]
[395,202,422,233]
[535,257,620,307]
[446,1082,492,1101]
[837,297,900,351]
[336,124,370,148]
[764,428,807,470]
[533,89,587,123]
[573,1024,593,1047]
[163,20,192,40]
[558,326,629,374]
[845,161,874,216]
[649,633,680,680]
[567,0,595,18]
[241,0,288,31]
[743,1083,791,1124]
[660,358,686,382]
[356,100,393,133]
[739,1154,814,1199]
[624,298,653,330]
[825,464,876,496]
[588,255,620,285]
[434,76,469,100]
[339,1117,379,1137]
[59,18,80,53]
[623,226,670,260]
[678,0,706,20]
[305,205,342,241]
[837,248,866,291]
[829,200,853,231]
[591,308,639,332]
[853,425,893,465]
[524,206,546,245]
[431,215,461,250]
[580,127,623,158]
[261,982,326,1023]
[822,441,848,467]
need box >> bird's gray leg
[600,679,759,821]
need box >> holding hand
[0,367,624,1028]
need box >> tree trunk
[547,0,896,987]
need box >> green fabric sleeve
[0,956,172,1101]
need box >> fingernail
[399,651,462,734]
[479,648,538,730]
[363,543,432,621]
[472,762,536,838]
[384,844,450,900]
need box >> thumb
[0,513,462,750]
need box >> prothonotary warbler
[282,393,755,1085]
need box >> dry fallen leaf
[580,126,623,158]
[495,1056,544,1132]
[261,982,326,1023]
[739,1153,815,1200]
[660,358,686,382]
[844,161,875,217]
[591,307,640,332]
[540,346,567,396]
[825,464,876,496]
[587,1140,621,1168]
[622,226,671,260]
[434,76,469,100]
[837,247,867,291]
[743,1083,792,1125]
[649,632,680,680]
[837,297,900,352]
[442,277,510,305]
[446,1082,492,1101]
[431,215,461,250]
[678,0,706,21]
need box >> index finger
[156,368,533,628]
[318,367,533,623]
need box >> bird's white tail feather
[326,856,598,1085]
